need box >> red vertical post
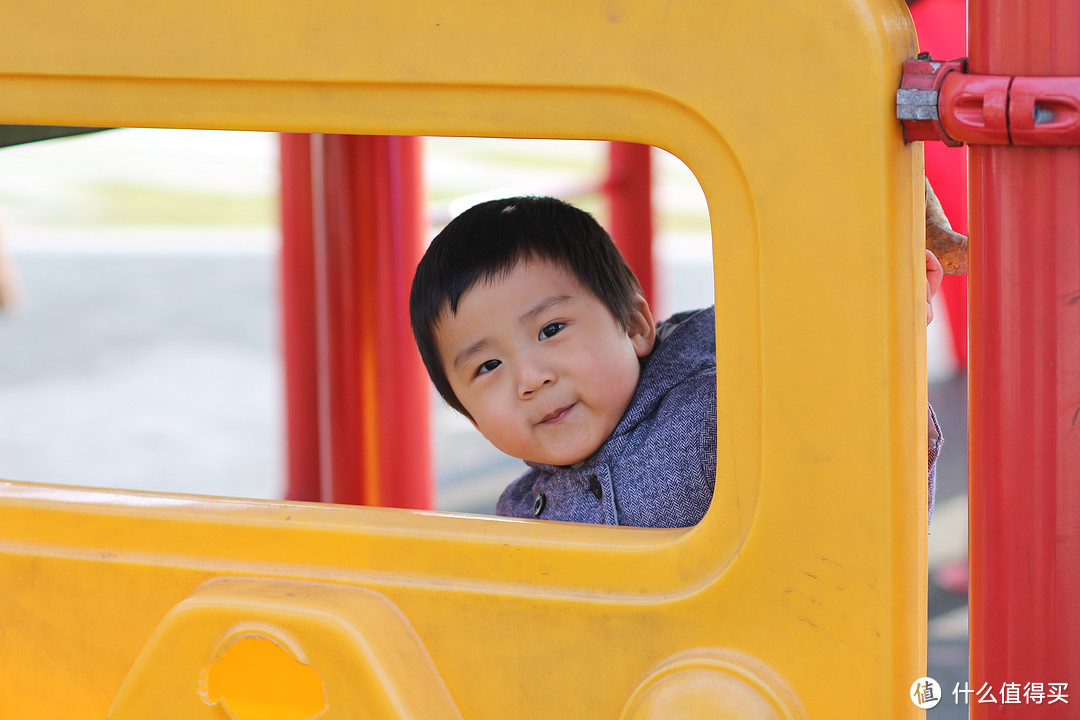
[283,134,433,509]
[312,134,433,509]
[280,134,322,502]
[605,142,655,307]
[361,135,432,509]
[310,133,366,505]
[968,2,1080,716]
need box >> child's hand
[925,249,943,326]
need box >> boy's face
[435,259,655,466]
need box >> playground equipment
[1,0,1076,717]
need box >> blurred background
[0,129,724,505]
[0,129,969,710]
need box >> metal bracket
[896,54,967,146]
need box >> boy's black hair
[409,196,642,418]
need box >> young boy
[410,196,940,528]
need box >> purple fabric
[928,404,942,523]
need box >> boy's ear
[627,293,657,358]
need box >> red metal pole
[311,135,433,509]
[311,133,365,505]
[280,134,322,502]
[604,142,655,307]
[968,2,1080,716]
[358,135,433,510]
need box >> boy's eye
[539,322,565,340]
[476,359,501,376]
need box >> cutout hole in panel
[200,635,327,720]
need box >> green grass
[83,181,274,225]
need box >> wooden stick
[925,177,968,276]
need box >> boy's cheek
[466,402,512,443]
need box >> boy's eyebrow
[452,339,489,373]
[519,294,572,325]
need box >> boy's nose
[516,360,555,399]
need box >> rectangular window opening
[0,130,716,529]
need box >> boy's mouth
[538,403,576,425]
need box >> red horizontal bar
[939,72,1011,145]
[1009,76,1080,146]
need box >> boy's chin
[527,446,599,468]
[484,428,606,467]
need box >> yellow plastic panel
[0,0,928,717]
